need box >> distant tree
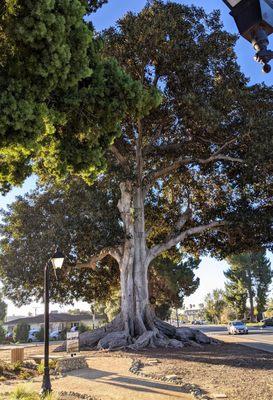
[225,273,248,320]
[149,253,200,320]
[0,326,5,344]
[225,251,272,321]
[204,289,226,324]
[13,322,29,343]
[264,299,273,318]
[253,252,272,321]
[78,323,90,334]
[0,291,7,323]
[36,326,44,342]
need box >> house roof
[3,313,93,326]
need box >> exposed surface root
[54,315,218,352]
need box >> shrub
[36,326,44,342]
[10,362,23,373]
[8,385,59,399]
[78,323,89,334]
[0,324,5,344]
[37,360,57,375]
[13,323,29,344]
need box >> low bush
[36,327,44,342]
[13,323,29,344]
[8,385,59,399]
[37,360,57,375]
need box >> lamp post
[41,248,65,396]
[223,0,273,73]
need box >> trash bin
[11,347,24,363]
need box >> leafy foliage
[13,323,29,343]
[225,251,272,321]
[150,252,200,319]
[36,326,44,342]
[2,1,273,325]
[0,179,199,307]
[0,325,5,344]
[0,0,159,193]
[101,1,273,258]
[204,289,226,324]
[0,291,7,322]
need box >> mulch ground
[1,342,273,399]
[112,343,273,400]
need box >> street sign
[66,331,79,353]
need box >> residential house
[3,312,98,334]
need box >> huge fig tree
[2,1,273,349]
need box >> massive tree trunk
[118,181,154,338]
[69,122,223,350]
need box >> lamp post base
[40,369,52,397]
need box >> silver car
[227,321,248,335]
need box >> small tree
[36,326,44,342]
[204,290,226,324]
[225,251,272,321]
[0,325,5,344]
[0,292,7,323]
[78,323,89,334]
[13,323,29,343]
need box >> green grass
[246,322,264,327]
[3,385,59,400]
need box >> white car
[227,321,248,335]
[27,329,39,342]
[49,330,62,340]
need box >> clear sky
[1,0,273,316]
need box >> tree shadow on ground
[67,367,211,399]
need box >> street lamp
[41,248,65,396]
[223,0,273,73]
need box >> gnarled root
[54,314,217,352]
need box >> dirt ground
[0,342,273,399]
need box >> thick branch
[144,154,243,192]
[136,119,144,187]
[76,246,122,270]
[175,207,192,230]
[110,145,129,170]
[118,181,134,237]
[147,221,225,264]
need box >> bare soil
[1,342,273,399]
[116,342,273,400]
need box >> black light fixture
[41,247,65,396]
[51,248,65,270]
[223,0,273,73]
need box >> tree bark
[246,269,255,322]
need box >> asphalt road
[188,324,273,353]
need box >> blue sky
[1,0,273,315]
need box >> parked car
[70,326,79,332]
[261,318,273,327]
[191,320,204,325]
[227,321,248,335]
[28,329,39,343]
[5,331,13,342]
[49,330,62,340]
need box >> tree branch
[144,153,243,192]
[110,145,129,170]
[76,246,122,270]
[147,221,225,264]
